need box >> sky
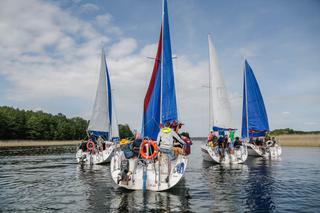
[0,0,319,136]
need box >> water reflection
[201,161,249,212]
[245,158,277,212]
[75,164,191,212]
[109,178,191,212]
[76,164,112,212]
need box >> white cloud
[109,38,138,58]
[95,14,122,35]
[0,0,209,136]
[80,3,99,13]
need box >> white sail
[88,50,111,135]
[208,34,234,129]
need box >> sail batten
[241,60,269,138]
[208,35,234,131]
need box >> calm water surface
[0,142,320,212]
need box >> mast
[160,0,164,124]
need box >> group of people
[207,130,243,159]
[130,120,190,160]
[119,120,190,183]
[78,135,111,153]
[249,136,278,147]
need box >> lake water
[0,142,320,212]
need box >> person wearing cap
[157,121,186,182]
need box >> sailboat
[241,60,281,157]
[110,0,191,191]
[201,35,248,164]
[76,49,119,164]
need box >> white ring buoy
[266,140,273,147]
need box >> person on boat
[227,137,234,154]
[234,137,242,149]
[217,136,225,159]
[223,135,228,152]
[97,136,104,151]
[249,137,254,144]
[208,130,214,142]
[271,137,277,146]
[171,121,185,155]
[133,129,141,140]
[228,130,235,154]
[156,121,186,182]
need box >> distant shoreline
[0,140,80,148]
[276,134,320,147]
[0,134,319,147]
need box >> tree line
[0,106,133,140]
[269,128,320,136]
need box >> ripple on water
[0,145,320,212]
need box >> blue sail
[161,0,178,124]
[241,60,269,138]
[142,0,178,139]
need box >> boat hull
[110,149,188,191]
[201,144,248,164]
[246,143,282,157]
[76,143,114,165]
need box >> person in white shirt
[156,122,186,182]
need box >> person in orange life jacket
[207,130,214,142]
[156,121,186,182]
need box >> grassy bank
[277,134,320,147]
[0,140,80,147]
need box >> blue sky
[0,0,319,136]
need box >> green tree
[119,124,134,139]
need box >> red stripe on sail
[143,27,162,112]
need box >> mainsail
[241,60,269,138]
[88,49,113,139]
[208,34,234,131]
[142,0,178,139]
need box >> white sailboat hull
[201,144,248,164]
[246,143,282,157]
[76,143,114,165]
[110,149,188,191]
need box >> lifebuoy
[87,141,95,151]
[266,140,273,147]
[140,140,158,160]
